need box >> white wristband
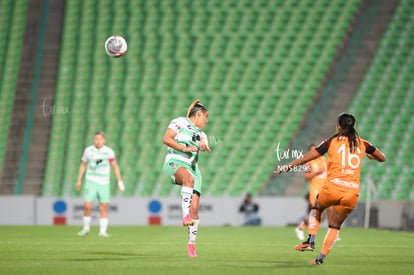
[118,180,125,192]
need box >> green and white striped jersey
[165,117,207,166]
[81,145,115,185]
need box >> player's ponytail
[337,113,359,152]
[186,100,208,118]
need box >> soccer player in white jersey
[75,131,124,237]
[163,100,211,257]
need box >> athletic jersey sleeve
[315,137,332,155]
[81,147,89,163]
[315,134,339,155]
[167,118,182,133]
[362,139,376,154]
[108,148,116,163]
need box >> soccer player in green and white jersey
[76,131,124,237]
[163,100,211,257]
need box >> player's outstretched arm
[277,149,321,174]
[111,161,124,192]
[75,161,87,191]
[367,148,386,162]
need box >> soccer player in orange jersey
[295,144,327,241]
[279,113,386,265]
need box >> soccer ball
[104,35,127,58]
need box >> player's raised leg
[174,167,196,226]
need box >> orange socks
[321,228,339,256]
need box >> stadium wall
[0,196,412,230]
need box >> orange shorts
[316,184,359,216]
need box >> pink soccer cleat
[182,214,195,226]
[187,244,197,257]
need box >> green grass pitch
[0,226,412,275]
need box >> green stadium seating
[348,0,414,203]
[0,0,28,183]
[43,0,362,197]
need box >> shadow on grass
[217,259,309,270]
[67,251,156,261]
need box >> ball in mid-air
[104,35,127,58]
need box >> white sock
[188,219,199,244]
[99,218,108,234]
[181,186,193,218]
[83,216,91,231]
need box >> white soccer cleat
[77,229,89,236]
[295,227,305,241]
[98,232,110,238]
